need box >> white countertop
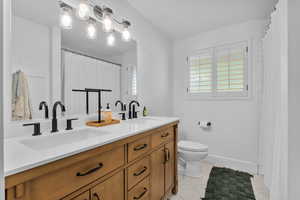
[4,116,179,177]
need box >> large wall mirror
[10,0,137,122]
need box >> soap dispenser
[143,106,148,117]
[103,103,113,122]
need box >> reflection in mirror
[10,0,137,121]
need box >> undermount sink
[20,129,109,151]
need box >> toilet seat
[178,140,208,152]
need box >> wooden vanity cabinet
[150,141,176,200]
[5,122,178,200]
[165,141,175,193]
[150,147,165,200]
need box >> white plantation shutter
[187,41,249,98]
[132,66,137,96]
[188,50,213,93]
[216,42,248,93]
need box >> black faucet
[51,101,66,133]
[128,100,140,119]
[39,101,49,119]
[115,100,127,120]
[115,100,126,111]
[23,122,42,136]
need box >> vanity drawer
[151,127,174,148]
[69,191,90,200]
[127,157,150,190]
[128,176,150,200]
[128,136,150,162]
[28,146,125,200]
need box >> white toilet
[178,140,208,178]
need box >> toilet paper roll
[199,121,212,128]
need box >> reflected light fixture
[122,20,131,42]
[59,1,132,46]
[107,32,115,46]
[77,0,90,20]
[60,4,73,29]
[102,7,113,32]
[86,19,97,39]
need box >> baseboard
[206,154,258,175]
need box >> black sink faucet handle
[119,113,126,120]
[23,122,42,136]
[66,118,78,130]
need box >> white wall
[173,20,265,173]
[288,0,300,199]
[95,0,173,116]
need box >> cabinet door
[164,141,175,193]
[90,171,124,200]
[71,191,90,200]
[150,147,165,200]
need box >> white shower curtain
[260,0,288,199]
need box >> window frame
[185,40,252,100]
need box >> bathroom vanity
[5,117,179,200]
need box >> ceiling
[128,0,277,39]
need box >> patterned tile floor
[169,161,269,200]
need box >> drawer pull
[161,132,169,138]
[164,148,170,163]
[134,144,147,151]
[133,166,147,176]
[133,187,148,200]
[93,193,100,200]
[76,163,103,176]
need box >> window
[126,65,137,97]
[187,41,248,98]
[132,66,137,96]
[189,49,213,93]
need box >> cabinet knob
[133,166,147,176]
[161,132,169,138]
[76,163,103,176]
[164,148,170,163]
[133,187,147,200]
[133,144,147,151]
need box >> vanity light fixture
[77,0,91,20]
[60,4,73,29]
[122,20,131,42]
[102,7,113,32]
[86,18,97,39]
[107,32,116,46]
[59,1,132,45]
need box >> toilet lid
[178,141,208,152]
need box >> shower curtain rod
[61,48,122,67]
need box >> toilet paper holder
[198,121,212,128]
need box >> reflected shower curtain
[260,0,288,199]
